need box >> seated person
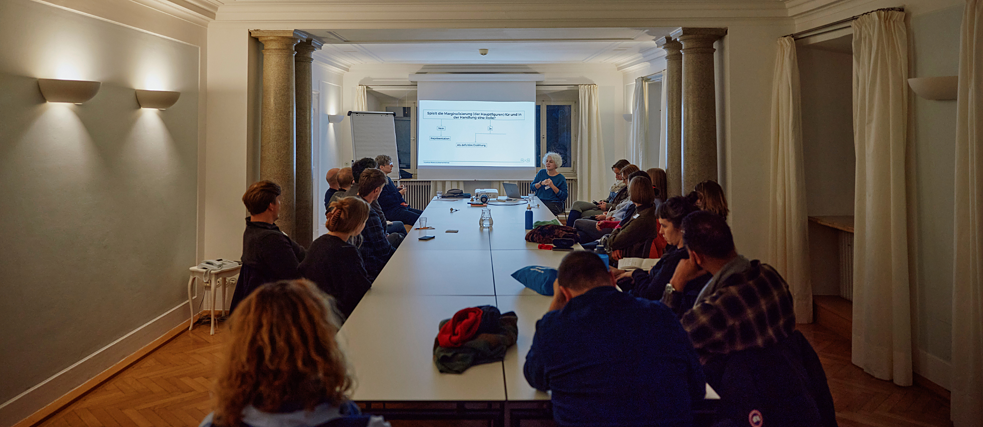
[201,280,390,427]
[688,179,729,220]
[531,151,569,215]
[327,167,353,208]
[344,157,406,239]
[612,196,711,311]
[300,197,373,319]
[229,180,305,313]
[354,168,397,280]
[375,154,422,226]
[323,167,340,211]
[667,211,796,363]
[574,167,643,244]
[604,175,660,260]
[565,159,630,226]
[647,167,668,206]
[524,251,705,427]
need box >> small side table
[187,265,241,335]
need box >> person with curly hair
[200,279,390,427]
[531,151,569,215]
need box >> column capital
[295,38,322,63]
[250,29,306,51]
[673,28,726,55]
[656,36,683,60]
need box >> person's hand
[610,267,626,277]
[595,222,603,231]
[398,187,407,195]
[617,270,633,280]
[670,257,704,292]
[548,279,569,312]
[400,202,408,207]
[543,178,553,187]
[611,250,623,261]
[594,214,606,220]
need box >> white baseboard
[914,348,952,391]
[0,302,192,426]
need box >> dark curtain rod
[786,6,905,40]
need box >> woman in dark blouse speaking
[300,197,373,320]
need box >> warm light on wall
[135,89,181,110]
[37,78,101,104]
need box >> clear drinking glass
[436,191,443,199]
[419,217,428,229]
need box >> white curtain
[354,85,367,111]
[951,0,983,424]
[850,10,913,386]
[658,71,669,169]
[577,84,607,202]
[767,36,812,324]
[628,77,648,166]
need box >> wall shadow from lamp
[37,78,101,104]
[135,89,180,110]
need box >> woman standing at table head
[300,197,373,319]
[201,280,390,427]
[531,151,568,215]
[229,180,305,314]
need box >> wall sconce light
[135,89,181,110]
[908,76,958,101]
[327,114,345,123]
[623,113,633,122]
[38,78,101,104]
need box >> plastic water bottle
[595,246,609,268]
[525,204,534,230]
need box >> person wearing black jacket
[614,196,711,317]
[300,196,373,319]
[229,181,306,313]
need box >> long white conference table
[338,196,718,426]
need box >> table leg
[187,275,196,331]
[210,279,217,335]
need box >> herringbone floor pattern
[37,321,951,427]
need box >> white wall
[0,0,206,424]
[313,60,346,236]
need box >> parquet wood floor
[36,321,951,427]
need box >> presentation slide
[417,100,536,168]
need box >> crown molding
[616,47,668,72]
[128,0,218,25]
[213,1,789,25]
[312,54,352,74]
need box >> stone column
[674,27,727,192]
[657,36,683,197]
[294,37,322,249]
[250,30,304,239]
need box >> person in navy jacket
[374,154,422,226]
[524,251,705,427]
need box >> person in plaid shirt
[663,211,796,364]
[355,168,396,280]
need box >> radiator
[839,231,853,301]
[402,180,432,210]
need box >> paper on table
[617,257,659,271]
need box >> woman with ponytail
[299,197,373,319]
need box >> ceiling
[304,27,676,68]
